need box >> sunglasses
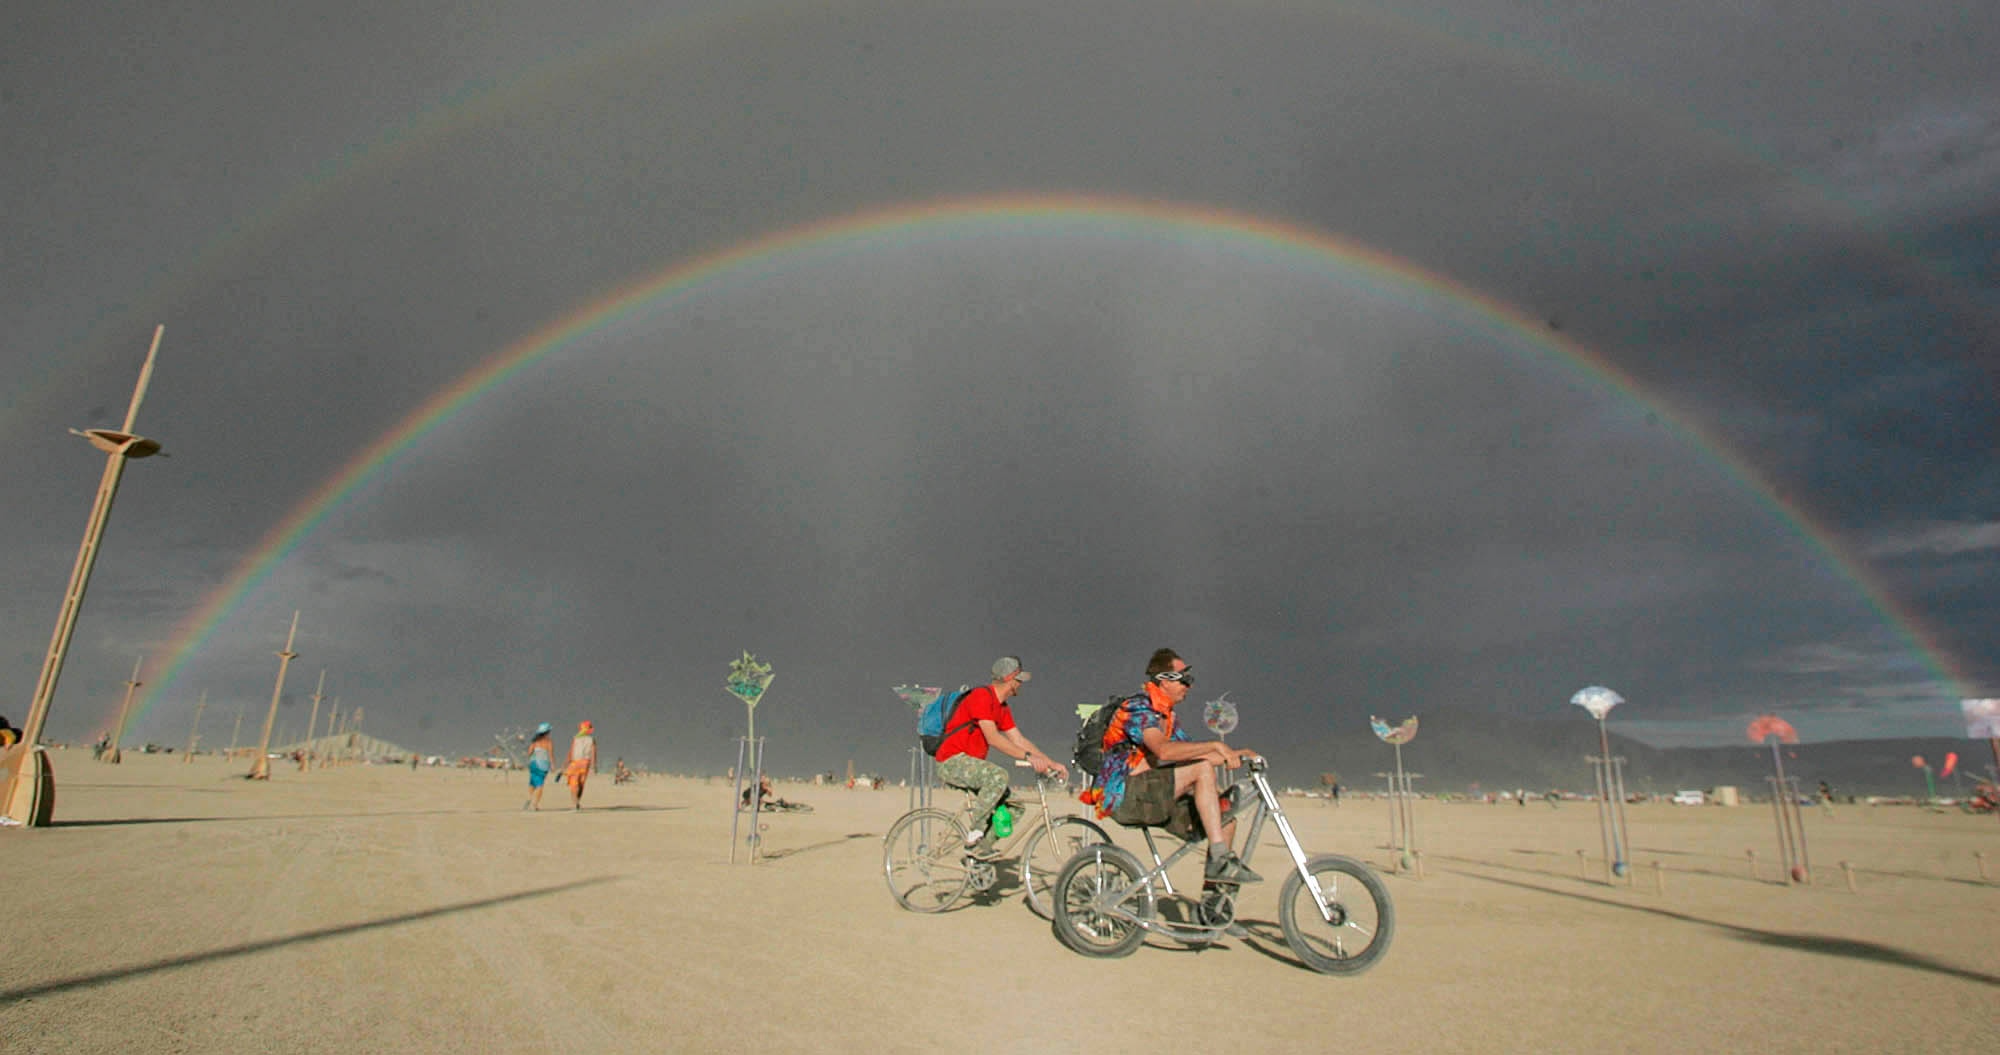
[1154,669,1194,686]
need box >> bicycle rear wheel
[1051,842,1153,958]
[883,808,973,913]
[1279,854,1394,974]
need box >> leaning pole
[247,612,302,780]
[102,655,146,765]
[2,326,167,826]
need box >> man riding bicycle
[934,656,1068,856]
[1088,648,1262,885]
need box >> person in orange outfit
[565,720,598,810]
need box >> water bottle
[991,803,1013,838]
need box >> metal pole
[104,655,144,764]
[183,690,207,762]
[1769,739,1804,883]
[747,737,766,862]
[1379,770,1399,857]
[1610,755,1632,881]
[229,702,244,755]
[729,738,751,864]
[1591,754,1613,883]
[1790,776,1812,883]
[1596,717,1626,877]
[1766,775,1792,882]
[248,611,301,780]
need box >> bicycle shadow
[758,833,873,861]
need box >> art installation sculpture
[1371,715,1419,871]
[1572,686,1632,882]
[1747,714,1810,884]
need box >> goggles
[1153,669,1194,687]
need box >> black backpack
[1071,694,1137,778]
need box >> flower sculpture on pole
[1371,715,1419,870]
[1203,693,1239,739]
[1572,685,1630,880]
[726,651,775,745]
[1749,714,1810,883]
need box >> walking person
[565,721,598,810]
[524,722,555,810]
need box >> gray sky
[4,0,1995,775]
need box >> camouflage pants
[936,753,1009,830]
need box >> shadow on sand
[1452,869,2000,988]
[44,806,573,829]
[758,832,874,861]
[0,875,624,1005]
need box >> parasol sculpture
[1571,686,1633,882]
[1371,715,1420,871]
[1748,714,1811,884]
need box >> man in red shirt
[934,656,1068,854]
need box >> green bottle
[991,803,1013,838]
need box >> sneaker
[1204,852,1263,885]
[963,829,999,859]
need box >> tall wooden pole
[103,655,145,764]
[183,690,207,762]
[304,669,326,769]
[247,611,300,780]
[3,327,165,825]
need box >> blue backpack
[918,686,976,756]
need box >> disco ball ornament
[1204,694,1239,737]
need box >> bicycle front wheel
[1021,816,1110,919]
[883,808,973,913]
[1279,854,1394,975]
[1051,842,1153,958]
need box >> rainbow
[122,193,1971,728]
[24,0,1995,454]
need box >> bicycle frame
[965,768,1071,860]
[1052,758,1393,972]
[885,761,1109,915]
[1109,761,1330,938]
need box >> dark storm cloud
[3,1,1994,770]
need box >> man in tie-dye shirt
[1089,648,1262,885]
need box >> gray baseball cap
[992,656,1032,682]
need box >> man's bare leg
[1172,763,1237,851]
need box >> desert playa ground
[2,752,1994,1054]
